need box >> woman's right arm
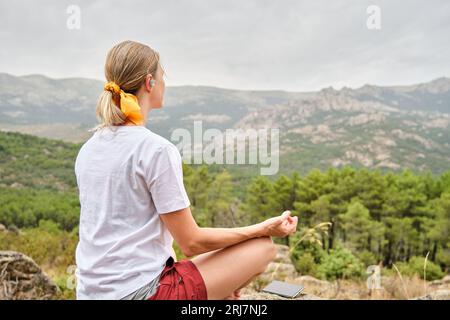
[160,207,298,258]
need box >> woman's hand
[259,210,298,237]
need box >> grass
[392,263,410,299]
[424,251,430,296]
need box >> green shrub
[436,249,450,271]
[38,219,62,235]
[0,226,77,271]
[289,233,327,264]
[53,274,76,300]
[396,256,444,281]
[294,252,318,276]
[0,187,80,231]
[357,250,378,267]
[317,247,365,280]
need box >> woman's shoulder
[142,128,176,149]
[138,129,183,172]
[139,128,181,158]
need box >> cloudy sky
[1,0,449,91]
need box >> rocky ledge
[240,245,450,300]
[0,251,59,300]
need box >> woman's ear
[145,74,154,92]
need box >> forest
[0,131,449,290]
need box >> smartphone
[261,280,304,299]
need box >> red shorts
[148,256,208,300]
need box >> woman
[74,40,298,300]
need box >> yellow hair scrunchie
[104,81,144,125]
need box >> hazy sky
[1,0,449,91]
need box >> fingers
[280,210,291,222]
[269,210,298,237]
[281,211,297,225]
[281,210,291,219]
[285,214,298,235]
[291,216,298,227]
[274,210,290,225]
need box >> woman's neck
[135,92,150,125]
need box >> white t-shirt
[74,125,190,300]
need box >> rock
[259,262,298,282]
[240,286,324,300]
[273,244,292,264]
[7,225,21,235]
[10,182,24,188]
[429,275,450,290]
[241,244,328,299]
[414,289,450,300]
[0,251,59,300]
[284,275,338,298]
[406,275,450,300]
[240,289,324,300]
[294,275,332,288]
[0,224,6,232]
[348,113,386,126]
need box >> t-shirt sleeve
[146,143,191,214]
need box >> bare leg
[224,271,266,300]
[191,236,277,300]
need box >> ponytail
[88,40,161,133]
[89,90,126,132]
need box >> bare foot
[225,289,241,300]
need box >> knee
[239,237,278,276]
[266,237,278,262]
[241,236,278,264]
[256,236,278,263]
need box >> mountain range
[0,73,449,174]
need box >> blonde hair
[90,40,162,132]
